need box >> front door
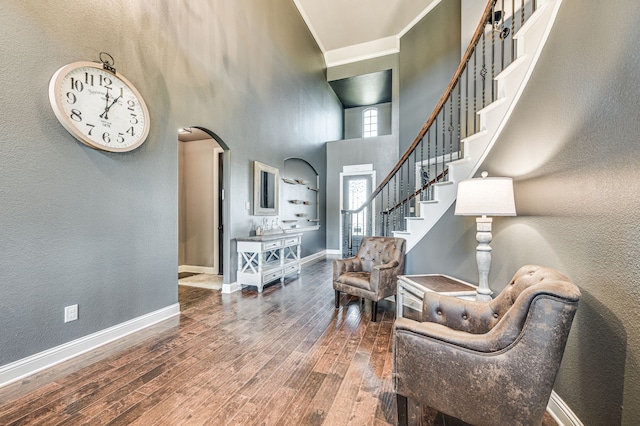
[341,173,373,257]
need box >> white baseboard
[326,249,342,256]
[178,265,216,274]
[547,390,583,426]
[300,250,327,265]
[221,282,240,294]
[0,303,181,388]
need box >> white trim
[300,250,326,265]
[326,249,342,256]
[339,169,377,254]
[325,36,399,67]
[212,146,223,275]
[547,390,583,426]
[292,0,326,52]
[178,265,216,275]
[221,281,241,294]
[343,164,373,173]
[0,303,180,388]
[398,0,443,38]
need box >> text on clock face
[60,66,146,148]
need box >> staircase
[342,0,564,255]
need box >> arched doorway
[177,126,227,289]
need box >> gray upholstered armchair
[393,265,581,425]
[333,236,406,322]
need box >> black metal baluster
[511,0,515,62]
[427,130,431,200]
[465,63,469,139]
[457,80,461,158]
[441,108,445,182]
[491,2,495,103]
[420,137,424,201]
[501,0,505,74]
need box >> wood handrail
[380,169,449,214]
[342,0,497,215]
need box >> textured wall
[399,0,461,153]
[326,135,399,249]
[0,1,341,366]
[406,0,640,423]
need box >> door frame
[339,165,376,255]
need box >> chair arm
[395,317,496,352]
[420,291,498,334]
[333,257,362,281]
[370,260,400,294]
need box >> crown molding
[324,36,399,68]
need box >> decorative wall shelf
[284,225,320,233]
[282,159,320,232]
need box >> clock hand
[100,93,122,120]
[100,91,111,119]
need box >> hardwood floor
[0,259,558,425]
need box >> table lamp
[454,171,516,301]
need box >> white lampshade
[455,172,516,216]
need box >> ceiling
[293,0,441,64]
[178,127,213,142]
[294,0,441,108]
[329,69,392,108]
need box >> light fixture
[487,10,511,39]
[454,171,516,301]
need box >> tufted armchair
[333,236,406,322]
[393,265,581,425]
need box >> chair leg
[334,290,340,308]
[397,394,408,426]
[371,300,378,322]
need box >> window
[363,108,378,138]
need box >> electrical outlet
[64,304,78,323]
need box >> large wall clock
[48,54,150,152]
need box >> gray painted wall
[399,0,461,153]
[326,135,399,249]
[326,55,400,250]
[0,1,341,367]
[406,0,640,423]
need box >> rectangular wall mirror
[254,161,279,215]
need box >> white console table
[236,233,302,292]
[397,274,478,318]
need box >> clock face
[49,62,150,152]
